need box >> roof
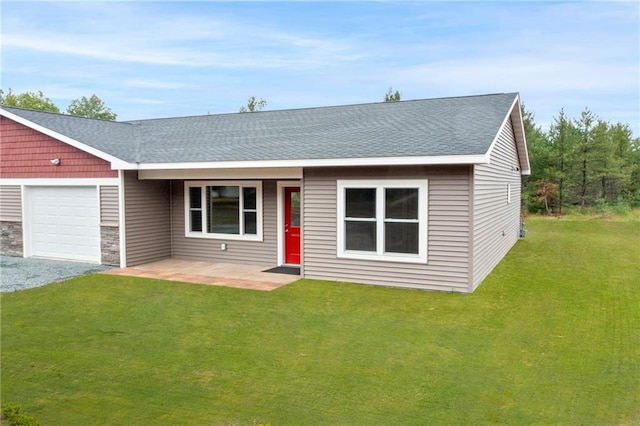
[0,93,529,172]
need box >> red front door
[284,187,301,265]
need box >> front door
[284,186,301,264]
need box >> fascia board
[484,94,532,175]
[510,95,532,175]
[139,167,303,180]
[485,95,519,159]
[127,154,489,171]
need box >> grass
[2,216,639,425]
[538,204,640,222]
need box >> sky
[1,1,639,136]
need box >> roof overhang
[139,167,304,180]
[485,94,531,175]
[0,108,132,170]
[127,153,489,173]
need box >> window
[185,181,262,240]
[337,180,428,263]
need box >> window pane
[385,222,419,254]
[208,186,239,234]
[243,187,257,210]
[244,212,257,235]
[345,188,376,218]
[385,188,418,219]
[345,221,376,251]
[290,191,300,227]
[189,187,202,209]
[190,210,202,232]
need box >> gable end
[485,94,531,175]
[0,116,118,179]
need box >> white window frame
[184,180,263,241]
[337,179,428,264]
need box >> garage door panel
[27,186,100,262]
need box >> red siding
[0,116,118,178]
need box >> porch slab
[101,258,300,291]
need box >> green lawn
[2,216,639,425]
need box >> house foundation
[0,221,23,257]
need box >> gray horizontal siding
[472,118,522,289]
[303,166,471,292]
[171,180,278,266]
[0,185,22,222]
[124,171,171,266]
[100,185,119,225]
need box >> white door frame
[23,184,101,263]
[276,180,301,266]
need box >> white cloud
[1,2,365,71]
[1,1,637,135]
[394,56,638,94]
[122,79,193,90]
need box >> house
[0,92,530,292]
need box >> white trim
[277,181,301,266]
[0,108,132,170]
[118,170,127,268]
[139,168,303,180]
[19,182,118,259]
[21,185,29,258]
[486,95,519,162]
[22,185,101,263]
[485,94,531,175]
[183,180,263,241]
[336,179,428,264]
[507,183,512,204]
[95,185,102,264]
[125,154,489,171]
[0,178,119,186]
[510,95,532,175]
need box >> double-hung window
[337,179,428,263]
[185,181,262,241]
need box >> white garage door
[27,186,100,262]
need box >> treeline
[523,106,640,214]
[0,89,116,121]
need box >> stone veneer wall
[100,226,120,266]
[0,222,119,265]
[0,221,23,257]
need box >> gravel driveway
[0,256,113,292]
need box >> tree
[521,104,551,210]
[574,119,637,204]
[629,136,640,204]
[384,87,401,102]
[66,94,117,120]
[605,122,635,201]
[547,109,576,213]
[573,108,597,207]
[535,179,558,215]
[0,88,60,113]
[239,96,267,113]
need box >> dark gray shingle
[1,93,517,164]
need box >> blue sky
[2,1,639,136]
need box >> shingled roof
[1,92,526,170]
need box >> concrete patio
[102,258,300,291]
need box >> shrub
[0,403,40,426]
[612,199,631,215]
[629,190,640,208]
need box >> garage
[26,186,100,263]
